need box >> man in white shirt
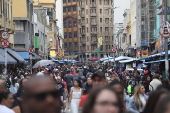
[149,74,162,91]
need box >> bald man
[0,80,21,113]
[22,76,62,113]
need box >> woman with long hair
[128,84,148,113]
[82,86,123,113]
[16,78,28,100]
[68,79,83,113]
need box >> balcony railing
[80,13,85,17]
[90,22,97,25]
[90,4,96,7]
[90,13,97,16]
[91,31,97,35]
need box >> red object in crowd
[70,72,77,75]
[88,58,100,61]
[79,94,89,107]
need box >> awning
[115,56,132,61]
[99,57,114,61]
[0,48,17,64]
[17,52,29,59]
[7,48,25,63]
[0,54,4,64]
[119,58,139,63]
[64,55,78,58]
[32,53,41,59]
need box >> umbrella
[88,58,100,61]
[33,60,55,68]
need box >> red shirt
[79,94,89,107]
[70,72,77,75]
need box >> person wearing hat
[78,71,107,111]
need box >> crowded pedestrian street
[1,0,170,113]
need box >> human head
[153,74,160,79]
[155,93,170,113]
[108,80,124,103]
[133,84,145,109]
[56,76,62,83]
[134,71,140,76]
[70,68,75,73]
[87,77,92,85]
[0,80,7,92]
[22,76,62,113]
[92,71,107,87]
[0,91,14,108]
[73,79,81,87]
[145,75,151,82]
[143,90,169,113]
[83,86,123,113]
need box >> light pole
[164,0,169,79]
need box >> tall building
[78,0,113,62]
[13,0,34,51]
[33,0,60,59]
[63,0,79,60]
[136,0,155,57]
[0,0,15,48]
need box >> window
[15,21,24,31]
[49,23,52,31]
[87,36,89,42]
[73,0,76,2]
[64,22,67,28]
[104,0,109,5]
[87,27,88,32]
[64,33,67,39]
[73,6,76,11]
[63,7,66,13]
[86,0,88,4]
[87,45,89,51]
[90,9,96,13]
[63,0,66,3]
[105,18,109,23]
[73,21,77,27]
[68,0,71,3]
[105,27,109,32]
[100,9,102,14]
[104,9,109,14]
[69,32,72,38]
[99,0,102,5]
[68,21,72,28]
[100,18,102,23]
[86,18,88,24]
[86,9,88,15]
[74,32,77,38]
[67,7,71,12]
[100,27,102,32]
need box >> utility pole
[4,0,7,75]
[164,0,169,79]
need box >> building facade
[34,0,60,58]
[63,0,79,60]
[0,0,15,48]
[13,0,34,52]
[78,0,114,62]
[34,9,49,59]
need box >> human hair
[18,78,28,93]
[73,79,82,88]
[143,90,169,113]
[82,86,123,113]
[152,74,160,79]
[155,93,170,113]
[133,84,144,110]
[0,91,11,103]
[108,80,124,88]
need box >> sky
[114,0,130,23]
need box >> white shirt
[149,79,162,91]
[0,105,15,113]
[139,94,146,112]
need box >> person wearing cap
[78,71,107,111]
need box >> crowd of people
[0,63,170,113]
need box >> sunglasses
[27,90,60,101]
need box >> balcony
[80,23,85,26]
[80,5,85,8]
[81,32,86,35]
[90,13,97,17]
[90,4,96,7]
[91,41,97,45]
[80,13,85,17]
[81,40,86,44]
[91,32,97,35]
[90,22,97,26]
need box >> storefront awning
[7,48,25,63]
[17,52,29,59]
[0,54,4,64]
[0,48,17,64]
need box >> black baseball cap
[92,71,106,80]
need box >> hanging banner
[141,51,149,58]
[97,37,103,47]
